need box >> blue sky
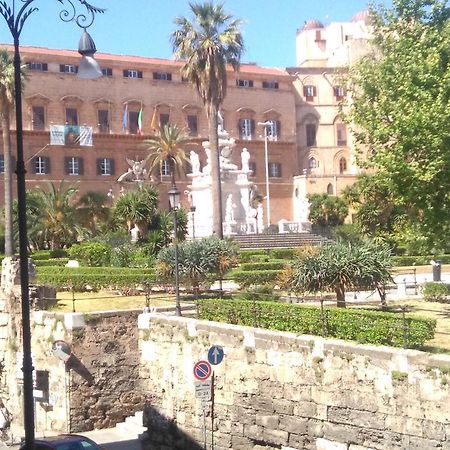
[0,1,389,67]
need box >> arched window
[336,122,347,146]
[308,157,318,169]
[339,157,347,174]
[327,183,334,195]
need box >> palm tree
[172,2,244,237]
[144,123,191,188]
[0,50,20,255]
[76,191,110,236]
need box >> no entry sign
[193,360,212,381]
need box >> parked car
[20,434,105,450]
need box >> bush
[232,270,279,287]
[239,249,268,263]
[239,261,287,271]
[67,242,111,267]
[392,254,450,266]
[197,298,436,348]
[269,248,296,260]
[422,282,450,302]
[32,250,52,261]
[239,285,280,302]
[34,258,69,267]
[49,249,68,259]
[36,266,155,291]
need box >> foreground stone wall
[138,314,450,450]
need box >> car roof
[35,434,89,443]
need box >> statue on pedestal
[241,148,250,172]
[118,156,149,183]
[190,150,200,174]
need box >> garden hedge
[422,282,450,302]
[36,267,156,291]
[197,298,436,348]
[239,261,287,272]
[392,254,450,266]
[231,270,279,287]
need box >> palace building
[0,11,371,229]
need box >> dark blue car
[20,434,105,450]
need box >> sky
[0,0,390,68]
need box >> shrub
[392,254,450,266]
[49,249,68,259]
[34,258,69,267]
[422,282,450,302]
[32,250,52,261]
[239,261,287,271]
[239,249,268,263]
[232,270,279,288]
[67,242,111,267]
[197,298,436,348]
[269,248,296,260]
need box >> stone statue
[225,194,235,222]
[130,224,140,243]
[190,150,200,174]
[241,148,250,172]
[299,198,311,222]
[118,156,149,183]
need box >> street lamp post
[168,184,182,317]
[190,205,196,239]
[258,121,272,228]
[0,2,105,448]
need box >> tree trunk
[336,283,346,308]
[1,113,14,256]
[207,106,223,238]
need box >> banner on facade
[50,125,93,146]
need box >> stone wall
[0,308,145,436]
[138,314,450,450]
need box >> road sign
[193,360,212,381]
[200,398,210,410]
[207,345,224,365]
[195,380,211,400]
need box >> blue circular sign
[207,345,224,365]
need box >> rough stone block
[262,428,289,446]
[293,401,317,419]
[273,399,294,415]
[255,414,279,428]
[278,414,307,434]
[316,437,347,450]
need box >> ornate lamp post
[168,184,182,317]
[0,2,105,448]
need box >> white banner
[49,125,93,146]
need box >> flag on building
[150,107,158,133]
[137,105,143,134]
[122,103,128,132]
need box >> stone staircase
[230,232,331,249]
[114,410,146,436]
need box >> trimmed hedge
[231,270,279,287]
[36,267,156,291]
[197,298,436,349]
[239,261,287,272]
[422,282,450,302]
[269,248,296,260]
[34,258,69,267]
[392,254,450,266]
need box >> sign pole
[203,409,207,450]
[211,371,215,450]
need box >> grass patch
[51,290,177,313]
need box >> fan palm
[144,123,191,187]
[172,2,244,237]
[0,50,25,255]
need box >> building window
[101,67,113,77]
[268,162,282,178]
[334,86,346,99]
[339,157,347,174]
[161,159,171,176]
[187,115,198,136]
[65,157,83,176]
[153,72,172,81]
[262,81,278,89]
[336,123,347,146]
[236,79,254,88]
[308,157,318,169]
[60,64,78,74]
[239,118,254,140]
[266,120,281,141]
[129,111,139,134]
[97,158,115,176]
[27,62,47,71]
[98,109,110,133]
[306,123,317,147]
[65,108,78,126]
[249,161,256,176]
[0,155,4,173]
[327,183,334,195]
[32,106,45,130]
[123,69,143,79]
[303,85,316,101]
[160,113,170,127]
[34,156,50,175]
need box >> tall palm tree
[0,50,19,256]
[76,191,110,236]
[144,123,191,188]
[172,2,244,237]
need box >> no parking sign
[193,360,212,381]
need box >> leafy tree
[144,123,191,187]
[113,186,159,237]
[283,241,393,308]
[76,191,111,236]
[156,236,239,295]
[343,0,450,248]
[172,2,244,237]
[0,50,26,255]
[307,193,348,227]
[37,181,81,249]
